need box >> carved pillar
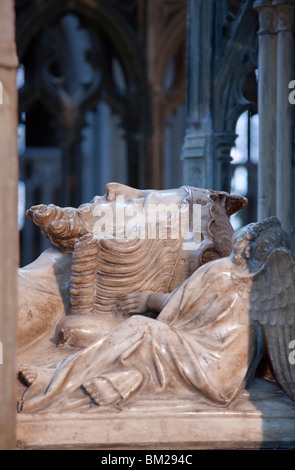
[0,1,19,450]
[146,89,166,189]
[181,0,214,189]
[274,0,294,237]
[214,132,237,194]
[254,0,277,220]
[146,0,186,189]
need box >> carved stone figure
[17,214,295,413]
[18,183,247,349]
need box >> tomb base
[16,378,295,450]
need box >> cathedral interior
[1,0,295,450]
[15,0,283,267]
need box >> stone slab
[16,378,295,450]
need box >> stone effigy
[15,184,295,448]
[17,183,246,349]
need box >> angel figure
[18,217,295,413]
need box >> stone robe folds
[19,258,262,413]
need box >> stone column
[274,0,294,237]
[145,0,186,189]
[181,0,214,189]
[254,0,277,220]
[0,1,19,450]
[214,132,237,194]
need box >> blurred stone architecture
[13,0,261,266]
[1,0,295,450]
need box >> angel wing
[250,247,295,401]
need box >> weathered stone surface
[16,379,295,450]
[0,0,19,450]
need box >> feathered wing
[250,248,295,401]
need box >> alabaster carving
[19,183,246,349]
[17,184,295,414]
